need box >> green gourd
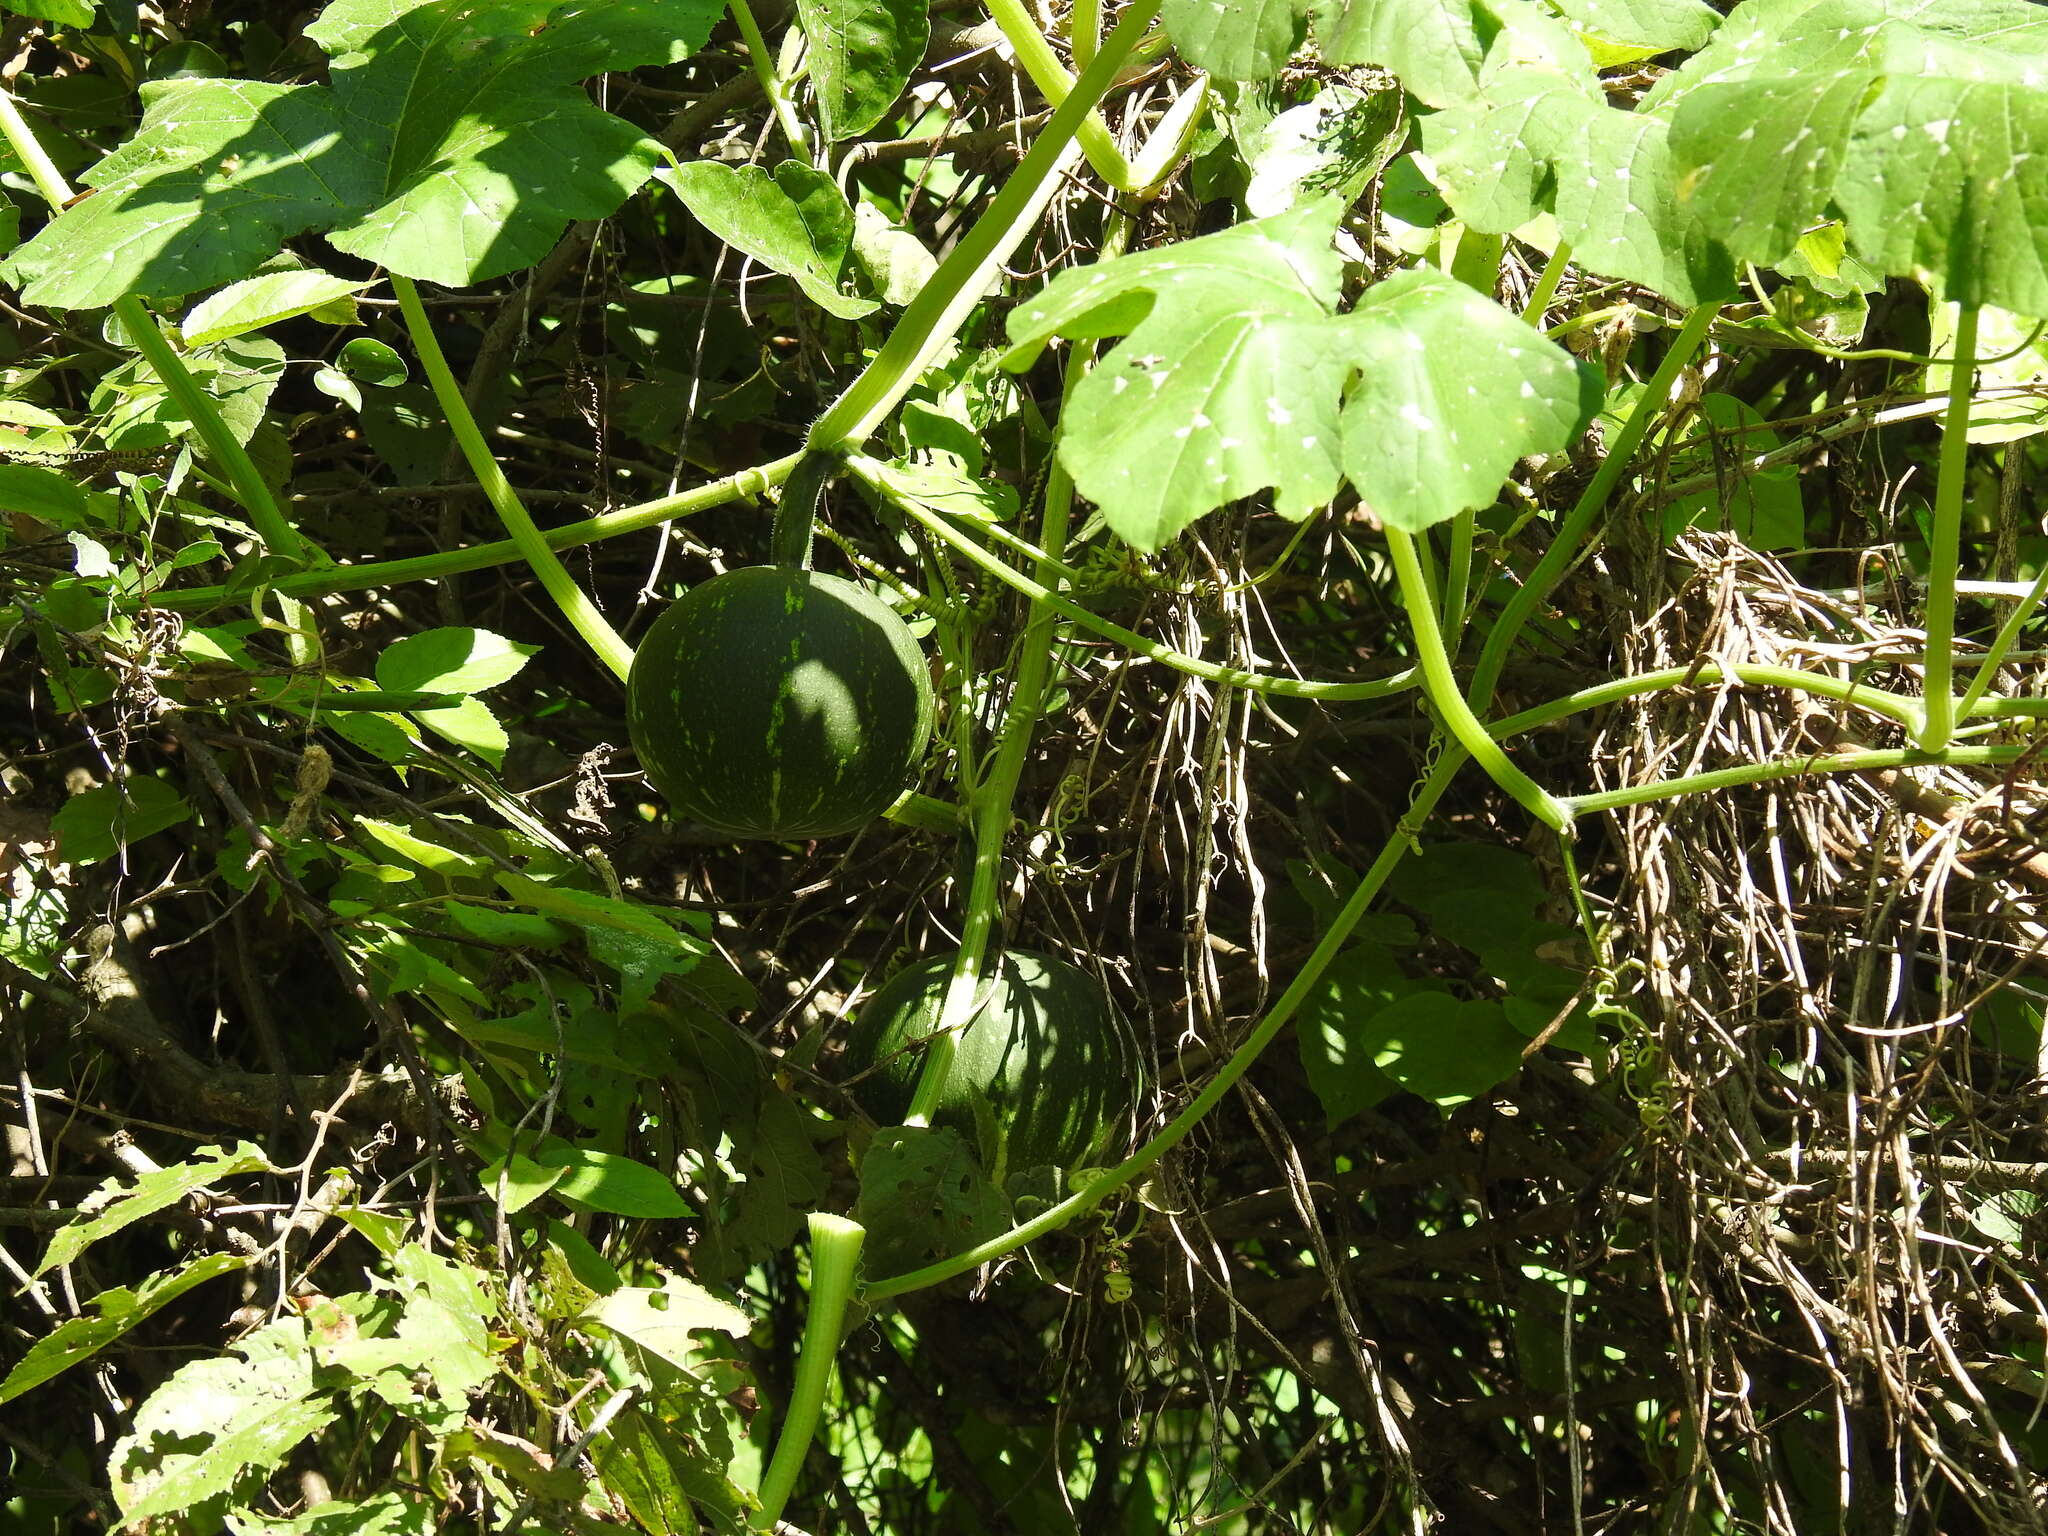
[844,950,1138,1173]
[628,566,933,840]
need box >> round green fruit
[627,566,934,840]
[844,950,1138,1173]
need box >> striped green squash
[844,950,1138,1173]
[628,567,933,839]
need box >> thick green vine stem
[902,342,1093,1128]
[865,750,1466,1300]
[752,1214,866,1530]
[1384,525,1569,830]
[0,91,306,565]
[391,275,636,682]
[807,0,1162,453]
[149,453,806,611]
[1917,302,1980,752]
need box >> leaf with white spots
[1336,268,1601,532]
[795,0,929,141]
[1424,60,1739,305]
[5,0,723,306]
[1003,198,1596,548]
[1668,0,2048,312]
[1162,0,1572,98]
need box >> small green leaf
[1548,0,1718,64]
[1361,992,1527,1106]
[1297,945,1425,1126]
[794,0,927,140]
[0,1252,246,1403]
[375,626,537,695]
[530,1144,691,1217]
[579,1272,749,1370]
[336,336,408,387]
[657,160,878,319]
[181,270,375,346]
[50,775,194,868]
[227,1492,436,1535]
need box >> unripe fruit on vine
[627,566,933,839]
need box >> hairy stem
[1386,526,1568,829]
[808,0,1162,452]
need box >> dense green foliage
[3,0,2048,1532]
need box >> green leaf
[1548,0,1719,63]
[376,625,538,695]
[1006,199,1594,546]
[1423,57,1738,305]
[851,202,937,305]
[530,1144,691,1217]
[181,271,376,346]
[657,160,878,319]
[0,463,90,525]
[0,1252,246,1403]
[1318,0,1582,108]
[337,336,408,387]
[1297,945,1426,1126]
[4,80,380,308]
[579,1272,749,1370]
[794,0,927,140]
[49,775,194,868]
[111,1324,334,1530]
[227,1493,435,1535]
[1359,992,1528,1106]
[1667,0,2048,313]
[1,0,95,21]
[1660,393,1806,548]
[4,0,724,306]
[856,1126,1010,1277]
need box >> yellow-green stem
[391,275,635,682]
[1917,303,1980,752]
[752,1214,865,1529]
[1386,526,1568,829]
[730,0,813,165]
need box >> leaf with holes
[1004,197,1596,547]
[795,0,928,141]
[1666,0,2048,313]
[5,0,724,306]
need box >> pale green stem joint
[753,1214,866,1530]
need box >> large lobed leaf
[6,0,722,306]
[1004,198,1596,549]
[1664,0,2048,313]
